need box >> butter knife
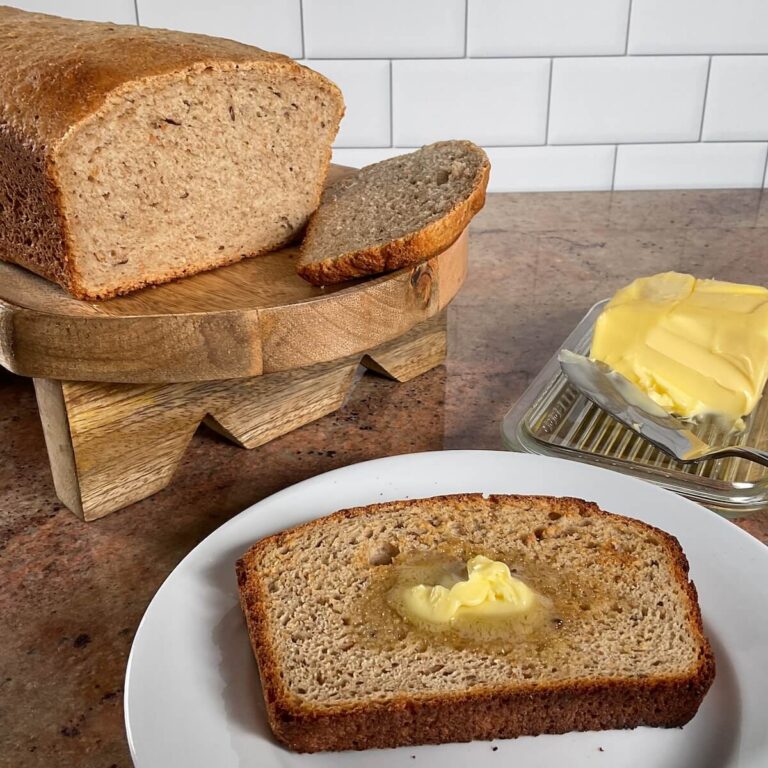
[558,349,768,468]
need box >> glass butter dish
[501,300,768,517]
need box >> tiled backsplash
[10,0,768,191]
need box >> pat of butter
[591,272,768,425]
[398,556,537,625]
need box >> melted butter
[388,555,539,626]
[353,548,612,654]
[591,271,768,427]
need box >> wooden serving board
[0,165,468,519]
[0,166,467,384]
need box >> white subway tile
[303,0,465,58]
[614,143,767,190]
[332,148,407,169]
[393,59,549,146]
[484,146,615,192]
[629,0,768,54]
[137,0,302,57]
[334,146,616,191]
[703,57,768,141]
[7,0,136,23]
[549,57,708,144]
[304,61,390,147]
[468,0,629,57]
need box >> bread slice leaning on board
[296,141,490,285]
[0,7,344,300]
[236,493,715,753]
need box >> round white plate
[125,451,768,768]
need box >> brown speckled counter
[2,189,768,767]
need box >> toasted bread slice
[296,141,490,285]
[236,494,715,753]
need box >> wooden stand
[32,312,446,521]
[1,167,466,520]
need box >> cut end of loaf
[297,141,490,286]
[237,493,715,752]
[52,62,342,300]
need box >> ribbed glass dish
[502,300,768,517]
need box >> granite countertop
[2,189,768,766]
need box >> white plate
[125,451,768,768]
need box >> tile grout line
[698,56,712,142]
[133,0,140,25]
[300,53,767,61]
[624,0,633,55]
[338,139,768,151]
[463,0,469,58]
[544,58,554,144]
[611,145,619,190]
[389,60,394,148]
[298,0,305,59]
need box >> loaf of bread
[297,141,490,285]
[0,7,344,299]
[236,494,715,752]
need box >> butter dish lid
[502,300,768,517]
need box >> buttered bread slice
[236,494,715,752]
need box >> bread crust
[0,7,344,300]
[0,7,327,145]
[236,493,716,752]
[296,143,491,286]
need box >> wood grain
[0,165,468,384]
[202,360,360,450]
[33,314,447,520]
[361,311,447,382]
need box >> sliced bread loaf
[0,7,344,299]
[296,141,490,285]
[236,493,715,752]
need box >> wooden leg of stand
[33,378,86,519]
[34,377,203,521]
[32,312,448,520]
[202,359,360,449]
[362,312,447,382]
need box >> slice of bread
[236,494,715,753]
[296,141,490,285]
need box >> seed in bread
[0,7,344,300]
[296,141,490,285]
[236,493,715,752]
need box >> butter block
[591,272,768,424]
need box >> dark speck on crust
[73,633,90,648]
